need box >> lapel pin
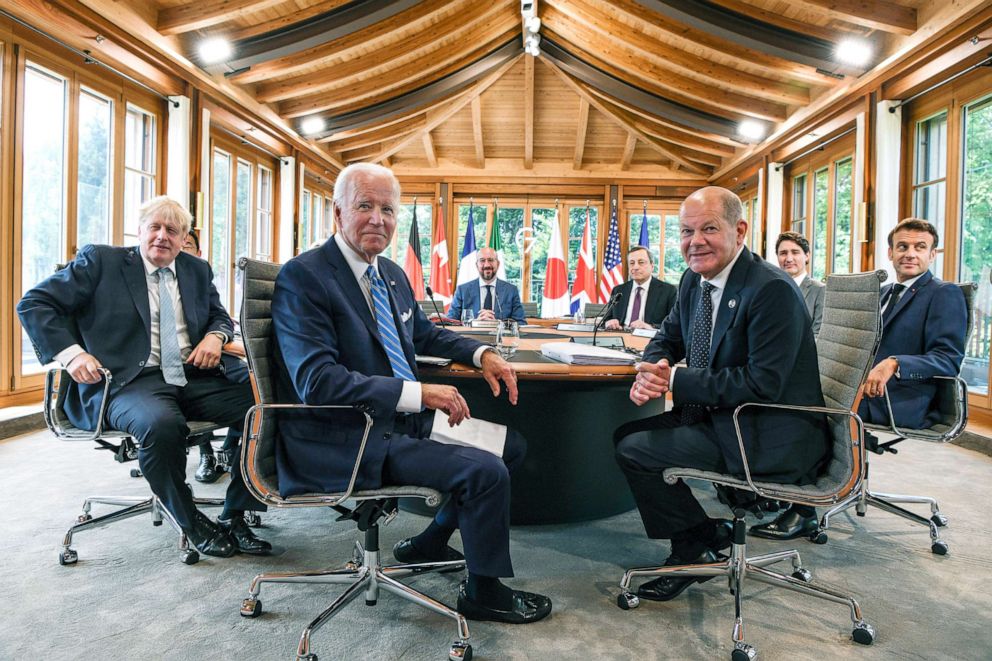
[728,299,736,309]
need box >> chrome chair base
[816,463,949,554]
[617,514,875,659]
[241,538,471,661]
[60,492,225,566]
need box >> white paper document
[540,341,637,366]
[430,410,507,457]
[631,327,659,338]
[415,354,453,366]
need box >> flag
[599,204,623,303]
[541,208,570,318]
[428,207,453,308]
[638,207,650,248]
[489,201,507,280]
[457,205,478,286]
[404,207,425,301]
[570,207,596,315]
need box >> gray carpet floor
[2,428,991,661]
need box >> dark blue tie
[484,285,494,311]
[366,266,415,381]
[682,281,715,425]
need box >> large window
[389,200,433,286]
[123,104,157,246]
[625,204,683,285]
[911,112,949,276]
[77,88,113,247]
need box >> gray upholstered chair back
[522,301,539,317]
[583,303,606,318]
[238,257,283,499]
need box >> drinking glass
[573,310,586,324]
[496,320,519,358]
[461,310,475,327]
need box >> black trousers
[382,412,526,578]
[614,410,725,540]
[105,366,266,531]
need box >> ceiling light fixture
[835,39,872,68]
[198,37,232,64]
[525,16,541,33]
[525,34,541,57]
[300,116,325,136]
[738,120,766,141]
[521,0,541,57]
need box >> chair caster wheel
[809,530,828,544]
[129,468,143,478]
[852,621,875,645]
[931,540,948,555]
[244,511,262,527]
[791,568,812,583]
[297,655,317,661]
[617,591,639,610]
[931,513,948,527]
[240,598,262,617]
[59,549,78,565]
[449,641,472,660]
[180,549,199,565]
[152,520,163,526]
[731,642,756,660]
[76,514,92,524]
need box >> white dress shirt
[623,278,653,325]
[792,272,807,288]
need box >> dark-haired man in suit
[272,163,551,624]
[775,231,825,337]
[603,246,677,330]
[17,196,269,558]
[614,186,829,601]
[447,248,526,324]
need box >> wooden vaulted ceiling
[129,0,934,178]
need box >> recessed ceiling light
[198,37,232,64]
[835,39,872,67]
[738,120,765,141]
[300,116,325,136]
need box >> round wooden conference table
[418,324,665,525]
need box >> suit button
[383,432,391,439]
[139,360,145,366]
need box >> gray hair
[138,196,192,235]
[333,163,401,206]
[680,186,744,226]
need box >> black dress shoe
[186,513,237,558]
[456,581,552,624]
[194,454,221,484]
[636,549,725,602]
[219,516,272,555]
[392,538,464,572]
[748,508,818,541]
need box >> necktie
[630,286,643,324]
[156,268,187,387]
[681,281,716,425]
[366,266,416,381]
[882,283,906,323]
[484,285,494,311]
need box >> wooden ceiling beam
[524,54,534,170]
[422,132,438,168]
[620,134,638,171]
[471,96,485,169]
[544,0,809,107]
[573,98,589,170]
[542,58,707,175]
[323,117,425,152]
[796,0,916,35]
[705,0,853,42]
[157,0,283,36]
[227,1,354,41]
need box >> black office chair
[44,368,225,565]
[816,281,977,554]
[235,258,472,661]
[616,270,886,661]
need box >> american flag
[598,203,623,303]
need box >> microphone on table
[593,290,623,347]
[425,284,447,328]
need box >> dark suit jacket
[604,277,678,328]
[447,278,526,323]
[858,271,967,429]
[646,247,829,483]
[16,245,236,430]
[271,237,485,496]
[799,276,826,337]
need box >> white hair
[138,195,192,235]
[332,163,401,206]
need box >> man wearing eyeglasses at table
[447,248,526,323]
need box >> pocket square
[401,309,413,322]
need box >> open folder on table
[540,341,637,366]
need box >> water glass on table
[461,310,475,327]
[496,320,519,358]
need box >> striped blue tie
[156,268,187,387]
[366,265,416,381]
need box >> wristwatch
[208,331,229,344]
[888,356,900,379]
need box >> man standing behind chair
[775,231,825,337]
[613,186,829,602]
[17,197,270,558]
[603,246,677,330]
[751,218,967,541]
[271,163,551,624]
[447,247,526,323]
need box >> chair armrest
[878,375,968,442]
[44,367,114,441]
[730,401,865,500]
[241,402,374,507]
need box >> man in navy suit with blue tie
[271,163,551,624]
[447,248,526,323]
[17,197,269,558]
[614,186,829,601]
